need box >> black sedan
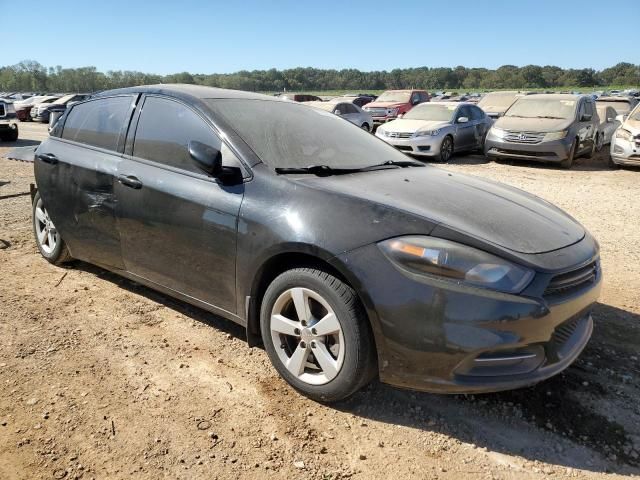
[32,85,601,402]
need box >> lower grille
[395,145,413,152]
[495,148,557,158]
[544,262,598,297]
[553,316,581,347]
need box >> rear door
[34,95,136,269]
[454,105,475,150]
[115,95,244,313]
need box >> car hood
[494,116,573,132]
[623,117,640,133]
[297,167,584,255]
[381,119,450,133]
[366,101,407,109]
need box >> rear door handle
[36,153,58,165]
[117,175,143,189]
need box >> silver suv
[484,94,599,169]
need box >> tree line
[1,60,638,94]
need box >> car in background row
[376,102,492,162]
[595,105,621,152]
[363,89,429,125]
[610,102,640,168]
[477,91,531,119]
[485,94,599,169]
[0,99,19,141]
[278,93,323,102]
[306,100,374,131]
[31,93,91,123]
[596,96,638,118]
[336,94,376,108]
[14,95,61,121]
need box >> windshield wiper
[533,115,565,119]
[275,160,424,176]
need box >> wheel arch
[245,248,382,367]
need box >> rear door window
[132,96,222,174]
[62,96,133,151]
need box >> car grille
[367,108,388,116]
[494,148,557,158]
[544,261,598,297]
[553,316,582,346]
[503,130,546,144]
[0,104,5,116]
[385,131,413,139]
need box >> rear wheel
[560,138,577,169]
[0,126,18,142]
[32,192,72,265]
[438,135,454,163]
[260,268,376,403]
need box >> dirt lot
[1,123,639,480]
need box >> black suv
[0,99,18,141]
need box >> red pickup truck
[363,89,430,125]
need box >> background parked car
[278,93,322,102]
[610,102,640,168]
[485,94,599,169]
[595,104,621,151]
[477,91,530,119]
[596,95,639,119]
[306,100,374,131]
[14,95,60,121]
[376,102,492,162]
[0,99,18,141]
[31,93,90,123]
[335,94,376,108]
[363,89,429,125]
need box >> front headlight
[376,128,386,137]
[415,129,441,137]
[490,127,507,139]
[379,236,534,294]
[615,128,632,141]
[543,130,568,142]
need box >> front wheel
[560,139,577,169]
[595,132,604,152]
[32,192,72,265]
[0,126,18,142]
[361,123,370,132]
[438,135,454,163]
[260,268,376,403]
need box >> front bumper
[610,136,640,166]
[333,239,601,394]
[485,133,573,163]
[377,133,441,156]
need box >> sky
[4,0,637,74]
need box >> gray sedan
[306,100,374,132]
[375,102,493,161]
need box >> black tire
[361,123,370,132]
[32,191,73,265]
[438,135,454,163]
[0,127,18,142]
[595,132,604,153]
[260,268,377,403]
[560,138,577,169]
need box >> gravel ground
[1,123,639,480]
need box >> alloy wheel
[34,197,59,255]
[270,287,345,385]
[441,137,453,162]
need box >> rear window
[206,99,409,169]
[62,96,133,151]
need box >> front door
[454,105,476,150]
[115,95,244,313]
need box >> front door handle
[36,153,58,165]
[117,175,143,189]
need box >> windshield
[376,91,411,103]
[403,103,456,122]
[477,92,519,111]
[630,103,640,121]
[505,98,577,119]
[206,99,410,169]
[597,100,631,115]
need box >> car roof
[97,84,274,101]
[597,96,632,102]
[517,93,582,101]
[415,101,467,107]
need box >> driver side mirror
[411,98,420,105]
[333,109,342,116]
[607,117,614,123]
[580,113,592,122]
[189,140,222,176]
[457,116,469,124]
